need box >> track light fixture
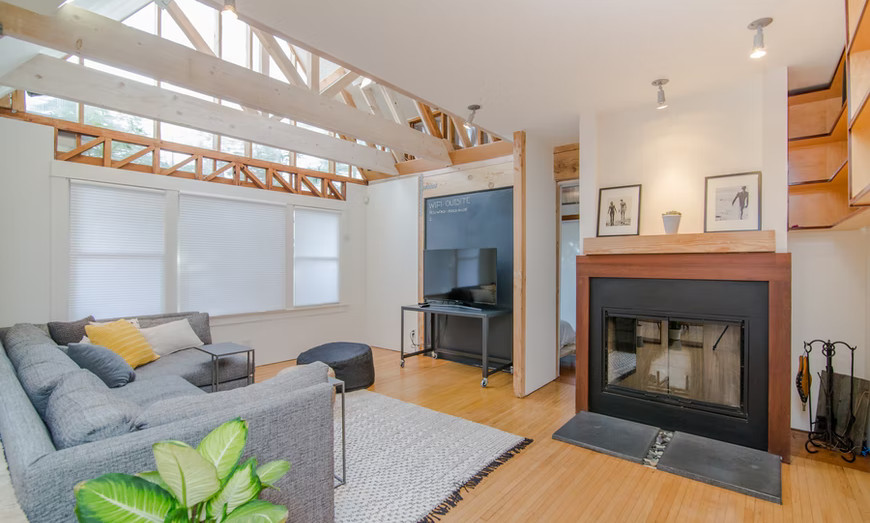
[222,0,237,20]
[464,104,481,129]
[652,79,668,110]
[748,17,772,59]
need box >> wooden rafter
[414,101,443,139]
[0,3,448,163]
[451,117,472,148]
[308,54,320,92]
[57,136,105,161]
[165,1,215,55]
[2,55,398,174]
[321,70,360,99]
[252,28,306,87]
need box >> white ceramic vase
[662,214,681,234]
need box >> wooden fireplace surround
[575,252,792,462]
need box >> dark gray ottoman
[297,342,374,391]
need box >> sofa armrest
[23,381,334,523]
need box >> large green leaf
[153,441,220,508]
[255,461,290,488]
[206,458,261,519]
[196,418,248,482]
[136,471,171,494]
[162,508,191,523]
[74,473,177,523]
[222,500,288,523]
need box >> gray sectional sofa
[0,312,335,522]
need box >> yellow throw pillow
[85,319,159,369]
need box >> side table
[194,342,255,392]
[329,376,346,487]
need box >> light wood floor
[258,348,870,522]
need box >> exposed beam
[252,28,305,87]
[320,70,359,99]
[0,3,450,165]
[165,1,214,55]
[2,55,399,174]
[452,117,472,148]
[414,101,443,139]
[308,54,319,92]
[379,85,407,125]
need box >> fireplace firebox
[590,278,769,450]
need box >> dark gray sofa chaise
[0,313,335,523]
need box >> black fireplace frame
[589,278,769,450]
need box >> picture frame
[704,172,761,232]
[597,184,641,237]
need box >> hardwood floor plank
[256,347,870,522]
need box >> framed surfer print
[704,172,761,232]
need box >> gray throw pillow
[45,370,139,449]
[47,316,96,346]
[67,343,136,388]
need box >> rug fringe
[417,437,533,523]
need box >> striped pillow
[84,319,158,369]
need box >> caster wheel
[431,352,438,359]
[481,378,488,388]
[400,360,405,368]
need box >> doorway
[557,182,580,384]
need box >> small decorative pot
[662,213,681,234]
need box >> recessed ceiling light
[748,17,773,59]
[651,79,668,110]
[465,104,481,129]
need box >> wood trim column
[513,131,527,397]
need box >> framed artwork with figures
[704,172,761,232]
[597,184,641,237]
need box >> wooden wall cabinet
[848,0,870,206]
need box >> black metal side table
[329,376,346,487]
[194,342,255,392]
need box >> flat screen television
[423,248,497,307]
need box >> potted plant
[662,211,681,234]
[74,418,290,523]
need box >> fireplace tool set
[797,339,858,462]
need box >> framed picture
[704,172,761,232]
[597,184,641,236]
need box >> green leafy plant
[74,418,291,523]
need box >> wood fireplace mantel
[575,252,792,462]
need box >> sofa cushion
[134,347,247,388]
[44,369,139,449]
[139,319,203,356]
[67,343,136,388]
[109,375,205,408]
[135,361,329,429]
[85,320,159,369]
[101,312,212,345]
[47,316,96,346]
[4,324,80,417]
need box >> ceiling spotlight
[464,104,481,129]
[652,79,668,110]
[222,0,237,20]
[748,17,773,59]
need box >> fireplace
[576,252,791,461]
[589,278,768,450]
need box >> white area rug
[333,391,532,523]
[0,440,28,522]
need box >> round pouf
[297,342,375,391]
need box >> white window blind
[294,208,340,306]
[69,182,166,319]
[179,195,286,315]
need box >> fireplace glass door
[604,313,744,412]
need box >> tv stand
[400,304,511,387]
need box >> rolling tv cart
[399,304,511,387]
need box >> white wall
[788,229,870,430]
[0,118,53,325]
[523,133,558,395]
[364,176,419,350]
[0,118,368,365]
[587,70,787,249]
